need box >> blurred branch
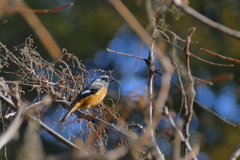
[12,0,62,60]
[0,101,8,159]
[0,94,89,154]
[109,0,169,66]
[32,3,73,13]
[173,0,240,39]
[3,3,73,13]
[0,107,24,150]
[0,0,8,18]
[106,146,129,160]
[229,144,240,160]
[34,117,88,155]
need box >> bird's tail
[60,109,74,123]
[60,102,82,123]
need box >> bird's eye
[102,77,107,81]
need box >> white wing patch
[80,90,91,96]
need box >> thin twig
[170,32,188,120]
[194,100,236,127]
[3,3,73,13]
[190,53,234,67]
[192,76,213,86]
[106,48,147,61]
[201,48,240,64]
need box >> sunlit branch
[229,144,240,160]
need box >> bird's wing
[72,84,103,104]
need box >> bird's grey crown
[92,75,111,88]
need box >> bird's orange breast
[74,86,107,110]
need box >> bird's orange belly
[80,86,107,109]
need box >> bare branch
[183,27,196,157]
[201,48,240,64]
[106,48,147,61]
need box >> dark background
[1,0,240,159]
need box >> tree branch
[183,28,196,157]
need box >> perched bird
[60,75,114,122]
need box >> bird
[60,75,114,122]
